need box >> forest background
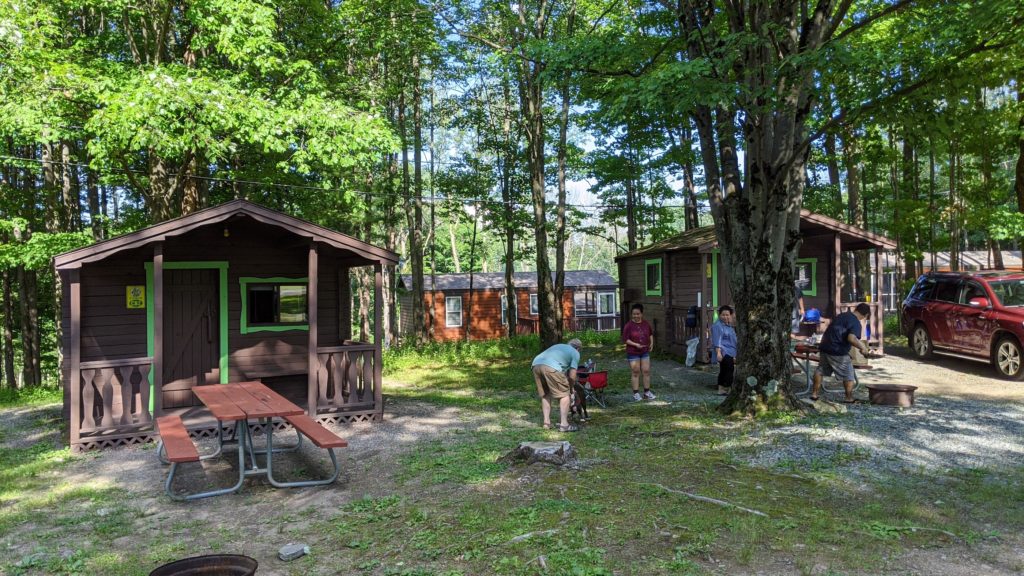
[1,0,1023,400]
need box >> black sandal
[557,424,579,432]
[808,396,819,401]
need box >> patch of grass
[0,386,62,409]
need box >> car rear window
[909,277,936,301]
[988,279,1024,307]
[932,279,959,302]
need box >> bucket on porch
[866,384,917,407]
[149,554,258,576]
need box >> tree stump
[499,441,578,467]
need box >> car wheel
[993,337,1024,380]
[910,325,932,358]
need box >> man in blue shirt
[531,339,582,432]
[811,303,871,403]
[711,305,738,395]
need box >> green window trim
[239,276,310,334]
[146,261,230,411]
[796,258,818,297]
[644,258,663,296]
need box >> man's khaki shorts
[532,364,570,399]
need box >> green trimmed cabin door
[163,269,221,408]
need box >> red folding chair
[579,369,609,408]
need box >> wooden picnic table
[159,382,344,500]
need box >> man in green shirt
[531,339,583,432]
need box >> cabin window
[445,296,463,327]
[598,291,616,315]
[529,293,539,315]
[645,258,663,296]
[501,294,508,325]
[574,292,597,316]
[240,277,309,334]
[795,258,818,296]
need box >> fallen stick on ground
[645,483,769,518]
[509,529,559,544]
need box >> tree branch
[830,0,917,45]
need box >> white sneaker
[643,390,656,400]
[632,392,642,401]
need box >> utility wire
[0,155,694,211]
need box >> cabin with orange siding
[399,271,619,341]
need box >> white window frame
[598,291,616,316]
[445,296,463,327]
[501,294,508,325]
[529,293,539,315]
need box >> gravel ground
[628,343,1024,478]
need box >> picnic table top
[192,381,304,421]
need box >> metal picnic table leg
[265,422,341,488]
[163,421,247,501]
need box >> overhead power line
[0,155,695,211]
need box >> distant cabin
[399,270,619,341]
[615,210,896,363]
[55,200,397,452]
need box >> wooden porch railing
[517,315,620,335]
[314,343,379,412]
[567,316,620,332]
[77,357,154,433]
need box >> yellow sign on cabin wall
[706,263,712,278]
[126,285,145,309]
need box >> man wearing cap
[531,339,583,432]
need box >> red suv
[902,271,1024,379]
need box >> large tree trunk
[17,267,40,388]
[412,56,428,344]
[1016,85,1024,218]
[61,141,81,231]
[552,8,575,336]
[1,269,15,389]
[501,80,518,338]
[842,131,870,301]
[519,55,558,348]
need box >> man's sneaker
[643,390,656,400]
[632,392,642,401]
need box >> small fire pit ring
[149,554,258,576]
[866,384,917,407]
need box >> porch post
[875,249,884,354]
[69,269,81,449]
[833,234,842,317]
[307,243,319,417]
[374,263,384,421]
[699,253,709,363]
[153,243,164,417]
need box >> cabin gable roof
[615,209,896,260]
[54,199,399,269]
[400,270,617,292]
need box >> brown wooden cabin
[615,210,897,363]
[398,270,619,341]
[55,200,398,452]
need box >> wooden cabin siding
[80,257,148,362]
[797,241,833,314]
[669,251,702,308]
[618,254,668,350]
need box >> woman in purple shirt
[622,303,656,401]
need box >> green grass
[2,338,1023,575]
[0,386,62,409]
